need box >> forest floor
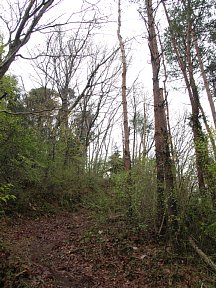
[0,208,215,288]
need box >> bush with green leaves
[85,157,157,229]
[0,112,47,186]
[0,183,16,213]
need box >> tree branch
[189,236,216,273]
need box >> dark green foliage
[163,0,216,80]
[0,240,30,287]
[0,75,18,100]
[184,197,216,258]
[0,112,46,185]
[108,149,124,175]
[0,79,87,215]
[0,184,16,214]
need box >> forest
[0,0,216,287]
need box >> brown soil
[0,209,214,287]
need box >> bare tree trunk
[145,0,165,228]
[132,91,137,165]
[142,100,147,158]
[192,32,216,128]
[144,0,177,236]
[117,0,131,171]
[158,29,176,168]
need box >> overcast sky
[2,0,213,128]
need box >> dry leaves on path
[0,209,214,287]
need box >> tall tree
[117,0,131,171]
[25,87,58,136]
[192,32,216,128]
[162,0,210,193]
[139,0,178,236]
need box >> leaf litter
[0,209,215,287]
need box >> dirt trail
[0,209,213,287]
[1,210,95,287]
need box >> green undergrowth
[1,185,84,217]
[82,170,216,287]
[83,168,216,264]
[0,240,30,288]
[83,165,157,231]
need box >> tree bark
[117,0,131,171]
[145,0,177,235]
[192,32,216,128]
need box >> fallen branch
[188,236,216,272]
[15,269,29,278]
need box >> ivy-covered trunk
[162,0,211,195]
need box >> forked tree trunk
[145,0,177,236]
[117,0,131,171]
